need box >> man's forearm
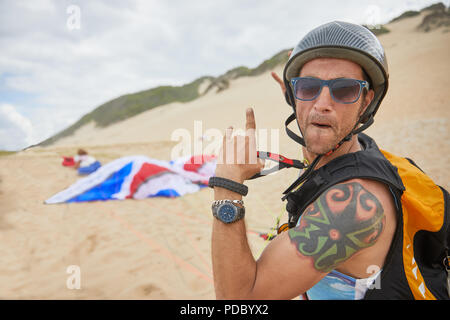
[211,187,257,299]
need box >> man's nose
[313,86,333,113]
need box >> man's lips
[311,122,332,128]
[307,114,335,131]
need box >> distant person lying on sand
[74,149,101,175]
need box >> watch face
[217,203,237,223]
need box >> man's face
[295,58,374,155]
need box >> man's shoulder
[316,178,395,210]
[343,178,394,200]
[317,178,396,224]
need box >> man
[209,21,449,300]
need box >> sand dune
[0,13,449,299]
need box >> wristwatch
[212,200,245,224]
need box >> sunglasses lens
[331,79,361,103]
[295,78,321,100]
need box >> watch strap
[208,176,248,196]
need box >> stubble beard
[303,125,340,156]
[300,100,365,156]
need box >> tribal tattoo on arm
[288,182,384,273]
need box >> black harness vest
[284,133,449,299]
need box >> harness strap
[249,151,307,180]
[285,113,305,146]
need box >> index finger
[271,72,283,85]
[246,108,256,132]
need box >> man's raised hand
[270,50,292,96]
[215,108,264,184]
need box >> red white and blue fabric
[45,155,216,204]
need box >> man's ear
[360,89,375,116]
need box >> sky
[0,0,447,151]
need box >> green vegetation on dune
[421,2,447,13]
[363,24,390,36]
[38,76,213,146]
[250,49,292,76]
[417,2,450,32]
[203,49,291,95]
[91,76,212,127]
[0,150,17,157]
[389,10,421,23]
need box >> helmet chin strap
[281,112,374,200]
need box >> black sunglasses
[291,77,370,104]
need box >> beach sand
[0,13,449,299]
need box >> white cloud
[15,0,56,13]
[0,104,35,150]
